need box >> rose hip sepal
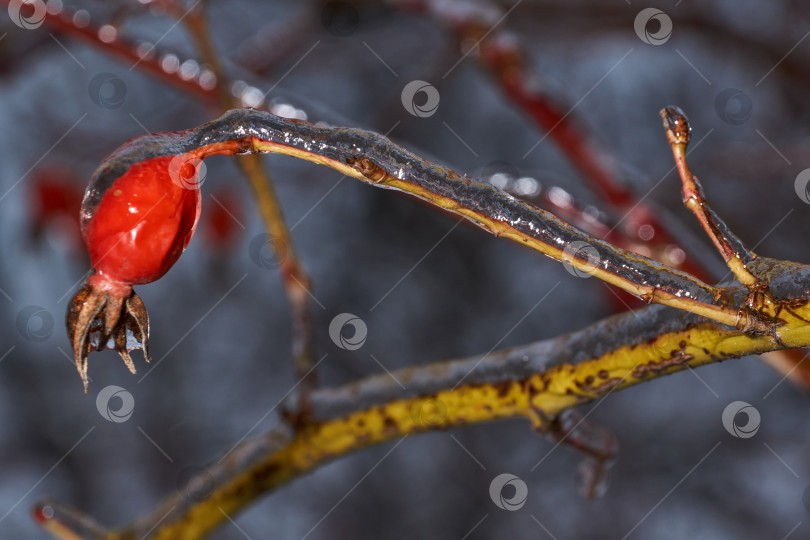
[66,277,150,392]
[66,132,229,392]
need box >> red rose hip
[67,151,203,391]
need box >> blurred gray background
[2,0,810,538]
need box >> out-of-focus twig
[0,0,220,103]
[183,2,318,412]
[407,1,708,277]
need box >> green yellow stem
[109,297,810,540]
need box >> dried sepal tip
[66,276,152,392]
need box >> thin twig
[183,3,318,412]
[0,0,219,104]
[660,106,759,288]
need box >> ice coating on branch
[660,106,691,145]
[84,109,717,305]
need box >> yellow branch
[87,297,808,540]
